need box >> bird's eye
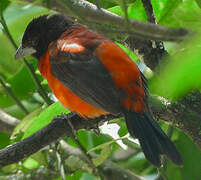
[32,39,38,46]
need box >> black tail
[124,110,183,167]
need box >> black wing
[49,43,121,115]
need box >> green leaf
[118,122,127,136]
[2,99,41,119]
[0,65,36,112]
[108,1,147,21]
[195,0,201,9]
[127,1,147,21]
[152,0,201,29]
[30,151,47,167]
[88,140,115,153]
[80,173,100,180]
[23,102,70,138]
[1,163,18,174]
[64,170,83,180]
[6,64,37,100]
[0,132,10,149]
[0,0,10,13]
[11,107,42,140]
[92,145,111,167]
[108,5,124,16]
[122,152,153,175]
[165,131,201,180]
[88,0,117,9]
[0,3,49,79]
[77,130,111,151]
[65,156,93,174]
[0,33,22,78]
[116,42,138,62]
[88,136,127,153]
[23,157,39,169]
[150,32,201,100]
[152,0,182,24]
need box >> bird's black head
[15,14,74,59]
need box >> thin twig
[0,76,29,115]
[71,134,103,178]
[0,13,52,105]
[0,109,20,126]
[121,0,130,28]
[60,140,145,180]
[94,0,101,10]
[141,0,165,51]
[55,143,66,180]
[0,109,20,133]
[141,0,156,23]
[22,59,52,105]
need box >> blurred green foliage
[0,0,201,180]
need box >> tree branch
[0,113,118,167]
[21,0,189,41]
[1,89,200,168]
[152,91,201,149]
[0,109,20,126]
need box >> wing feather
[49,40,121,115]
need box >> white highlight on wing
[62,43,83,51]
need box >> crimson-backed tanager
[15,14,183,167]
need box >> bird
[15,14,183,167]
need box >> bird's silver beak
[14,45,36,60]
